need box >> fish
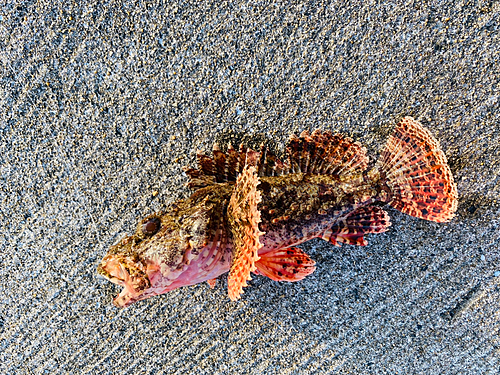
[97,117,458,307]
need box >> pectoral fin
[255,247,316,282]
[227,165,264,301]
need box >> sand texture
[1,1,499,374]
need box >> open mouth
[97,255,151,307]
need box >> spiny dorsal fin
[182,164,216,190]
[184,144,284,190]
[285,129,369,176]
[256,144,286,177]
[184,129,369,190]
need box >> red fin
[285,129,369,176]
[377,117,458,222]
[322,206,391,246]
[207,278,217,289]
[227,165,264,301]
[255,247,316,282]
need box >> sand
[1,1,499,374]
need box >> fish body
[98,117,457,307]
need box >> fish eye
[142,217,161,236]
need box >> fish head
[96,206,188,307]
[97,244,151,307]
[98,196,225,307]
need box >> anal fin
[322,205,391,246]
[255,247,316,282]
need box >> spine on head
[376,117,458,223]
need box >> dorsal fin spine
[184,129,369,190]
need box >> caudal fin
[377,117,458,222]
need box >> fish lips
[97,255,151,307]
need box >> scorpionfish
[98,117,458,307]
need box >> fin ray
[227,166,264,301]
[255,247,316,282]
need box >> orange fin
[207,278,217,289]
[227,165,264,301]
[376,117,458,222]
[322,205,391,246]
[285,129,369,176]
[255,247,316,282]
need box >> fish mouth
[97,255,151,308]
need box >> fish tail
[376,117,458,222]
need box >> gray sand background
[1,0,500,374]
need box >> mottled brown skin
[257,172,389,252]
